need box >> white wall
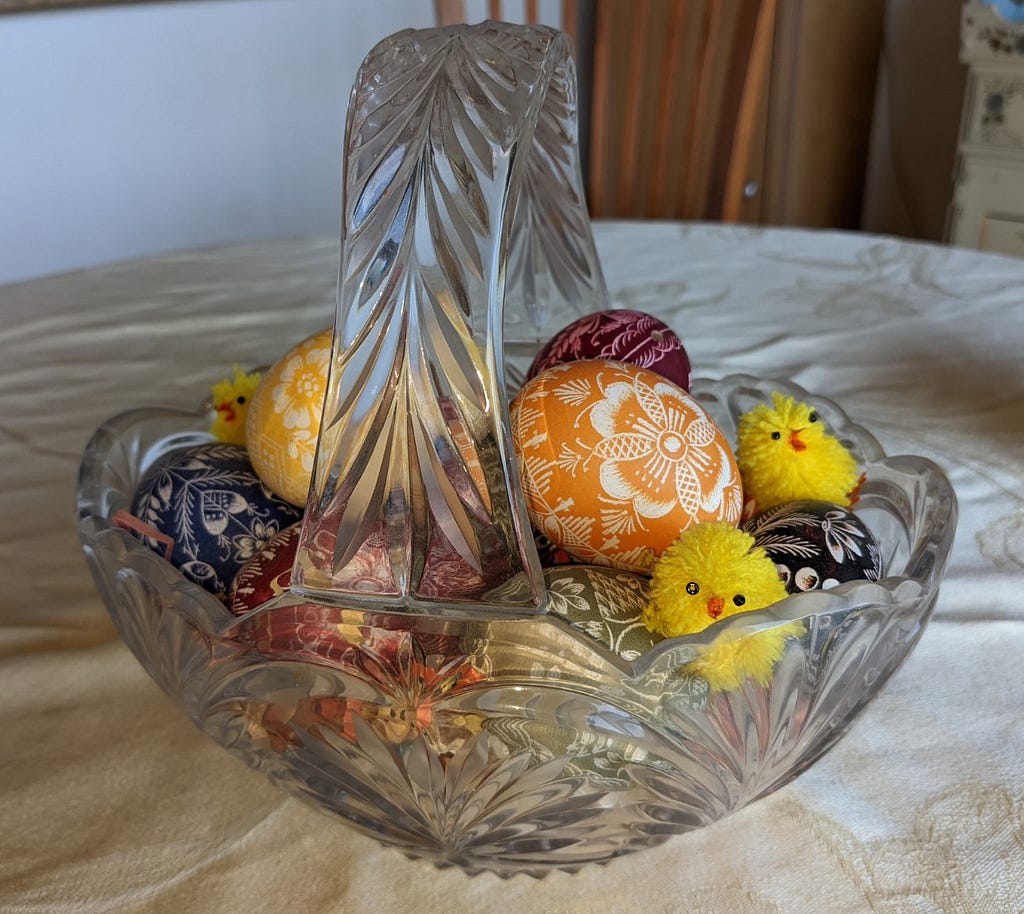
[0,0,436,285]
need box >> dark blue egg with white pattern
[742,499,883,594]
[130,443,304,602]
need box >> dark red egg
[533,528,575,568]
[228,523,484,751]
[229,523,357,662]
[228,521,497,662]
[525,309,690,390]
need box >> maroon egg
[228,525,484,750]
[229,519,503,663]
[298,484,514,602]
[230,522,302,612]
[742,500,883,594]
[230,523,357,663]
[526,309,691,390]
[533,528,575,568]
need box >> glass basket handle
[291,22,608,616]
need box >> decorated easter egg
[130,443,304,602]
[544,564,659,661]
[743,499,883,593]
[229,523,358,662]
[229,520,480,732]
[247,327,332,506]
[511,359,743,572]
[533,529,575,567]
[526,309,690,390]
[236,503,503,616]
[230,522,303,612]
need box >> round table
[2,223,1022,913]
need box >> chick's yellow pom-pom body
[644,523,787,638]
[210,367,262,446]
[736,391,860,513]
[684,626,801,693]
[643,522,799,690]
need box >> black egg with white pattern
[742,499,883,594]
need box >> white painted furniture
[949,0,1024,254]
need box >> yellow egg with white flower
[246,328,332,506]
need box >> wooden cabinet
[763,0,886,229]
[581,0,886,227]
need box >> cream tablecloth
[2,222,1022,913]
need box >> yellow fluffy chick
[210,367,262,446]
[643,522,800,691]
[736,391,860,514]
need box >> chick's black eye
[237,396,246,404]
[809,411,819,423]
[686,582,700,595]
[732,594,746,607]
[770,431,781,440]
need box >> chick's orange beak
[706,596,724,620]
[216,401,237,424]
[789,429,806,452]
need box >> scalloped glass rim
[76,373,956,678]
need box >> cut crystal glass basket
[76,22,956,877]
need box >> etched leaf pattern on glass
[291,23,606,613]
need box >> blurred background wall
[0,0,435,285]
[0,0,969,286]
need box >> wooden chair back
[436,0,576,39]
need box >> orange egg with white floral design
[510,359,743,572]
[247,328,332,506]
